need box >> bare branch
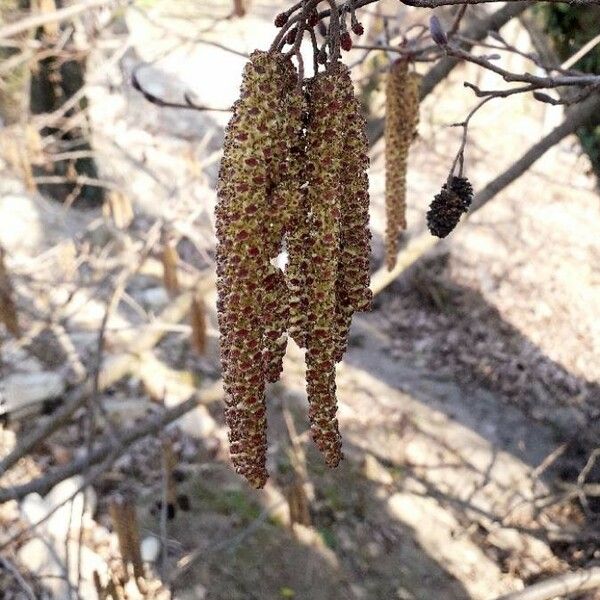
[402,0,596,6]
[132,67,232,112]
[369,1,532,144]
[493,567,600,600]
[0,0,114,40]
[370,91,600,296]
[0,382,223,505]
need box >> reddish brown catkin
[216,51,301,488]
[262,64,305,382]
[284,109,311,350]
[304,64,348,468]
[334,67,372,362]
[384,61,421,270]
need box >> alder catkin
[216,51,303,488]
[384,60,421,270]
[303,65,348,468]
[261,63,305,380]
[161,238,179,297]
[109,496,144,581]
[284,169,311,349]
[334,67,372,362]
[218,52,374,485]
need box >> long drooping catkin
[216,51,302,488]
[262,69,305,380]
[334,67,373,362]
[384,60,420,270]
[217,52,374,485]
[304,65,348,468]
[284,114,311,350]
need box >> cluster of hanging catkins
[384,59,421,271]
[216,51,372,488]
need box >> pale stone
[17,538,106,600]
[141,536,161,563]
[21,494,50,532]
[45,476,97,542]
[361,454,393,485]
[1,372,65,415]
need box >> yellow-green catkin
[334,67,372,362]
[384,60,420,270]
[303,64,348,468]
[263,69,306,380]
[216,51,303,488]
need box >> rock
[18,537,71,599]
[138,286,169,309]
[104,395,151,421]
[361,454,394,485]
[350,584,368,600]
[396,586,416,599]
[141,536,161,563]
[21,493,51,535]
[174,404,217,440]
[18,538,106,600]
[18,477,98,543]
[0,371,65,416]
[46,476,97,516]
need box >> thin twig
[493,567,600,600]
[0,556,37,600]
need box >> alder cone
[449,175,473,209]
[426,188,466,238]
[216,51,303,488]
[384,61,421,270]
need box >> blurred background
[0,1,599,598]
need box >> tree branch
[0,0,114,40]
[493,567,600,600]
[370,91,600,296]
[402,0,595,6]
[369,1,532,144]
[0,284,213,475]
[0,383,223,504]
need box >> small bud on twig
[341,32,353,52]
[533,91,560,105]
[351,22,364,36]
[429,15,448,47]
[274,12,288,27]
[286,27,297,45]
